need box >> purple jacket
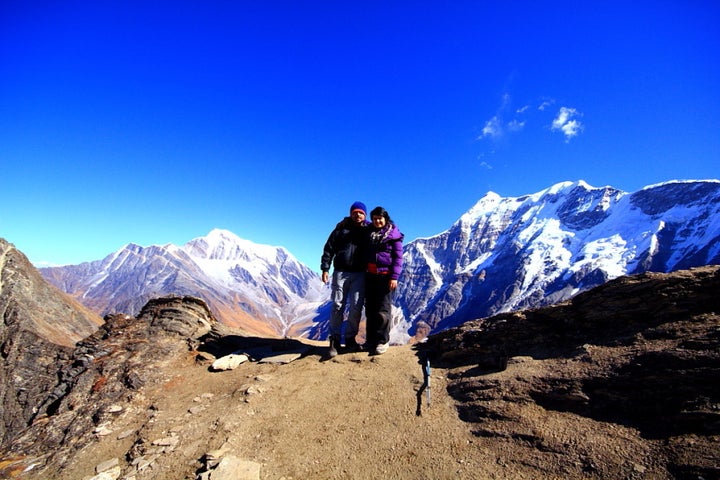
[366,223,404,280]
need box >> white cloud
[551,107,584,141]
[507,119,525,132]
[479,161,493,170]
[479,94,527,140]
[481,116,502,139]
[500,92,511,107]
[538,99,555,111]
[479,95,582,144]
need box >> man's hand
[389,279,398,291]
[322,271,329,284]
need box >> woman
[364,206,404,355]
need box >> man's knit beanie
[350,201,367,216]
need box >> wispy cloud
[481,116,502,139]
[538,98,555,111]
[551,107,584,142]
[479,94,526,141]
[507,119,525,132]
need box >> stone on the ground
[211,353,250,371]
[209,455,261,480]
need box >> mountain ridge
[40,229,326,338]
[38,179,720,340]
[395,179,720,334]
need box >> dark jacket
[321,217,370,273]
[366,223,404,280]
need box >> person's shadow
[414,348,431,416]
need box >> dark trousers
[365,273,393,347]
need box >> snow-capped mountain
[40,180,720,341]
[40,229,327,337]
[396,180,720,334]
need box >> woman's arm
[389,238,403,283]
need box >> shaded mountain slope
[0,239,103,449]
[0,239,102,347]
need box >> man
[320,201,370,358]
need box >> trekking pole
[423,354,431,407]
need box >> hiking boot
[343,337,362,353]
[328,335,340,358]
[373,342,389,355]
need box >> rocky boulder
[2,295,216,467]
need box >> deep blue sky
[1,1,718,272]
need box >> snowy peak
[183,229,302,276]
[554,184,625,230]
[185,229,264,260]
[40,230,327,338]
[630,180,720,215]
[459,181,624,233]
[396,179,720,334]
[38,179,720,342]
[458,191,504,225]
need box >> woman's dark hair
[370,206,392,224]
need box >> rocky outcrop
[139,295,216,339]
[420,265,720,478]
[423,265,720,367]
[0,238,103,447]
[2,295,216,466]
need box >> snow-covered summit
[640,178,720,191]
[186,228,285,261]
[396,179,720,334]
[40,230,326,337]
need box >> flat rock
[211,353,250,371]
[258,351,304,364]
[209,455,261,480]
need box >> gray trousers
[329,271,365,339]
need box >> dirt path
[214,346,493,480]
[40,333,707,480]
[52,344,503,480]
